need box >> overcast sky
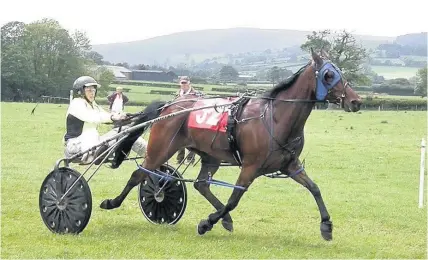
[1,0,426,45]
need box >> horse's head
[311,49,362,112]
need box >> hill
[92,27,395,65]
[395,32,427,47]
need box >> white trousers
[64,126,147,161]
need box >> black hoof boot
[197,220,213,235]
[100,199,115,210]
[221,219,234,232]
[320,220,333,241]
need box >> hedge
[362,98,427,107]
[149,90,176,95]
[99,98,426,111]
[96,99,152,107]
[112,80,418,96]
[371,86,415,96]
[113,81,175,88]
[211,87,259,93]
[113,81,204,91]
[107,87,131,92]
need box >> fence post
[419,138,426,208]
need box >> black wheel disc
[39,167,92,234]
[138,164,187,224]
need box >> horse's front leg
[286,160,332,241]
[197,165,257,235]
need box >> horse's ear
[311,48,323,66]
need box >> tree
[268,66,293,85]
[301,30,370,84]
[269,66,280,85]
[114,62,130,69]
[23,19,87,95]
[94,67,115,96]
[130,64,148,70]
[1,18,93,101]
[85,51,104,65]
[72,30,91,56]
[414,67,427,97]
[1,21,25,46]
[219,65,238,81]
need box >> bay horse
[100,49,362,241]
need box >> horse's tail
[110,100,166,169]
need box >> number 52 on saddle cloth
[187,97,245,165]
[187,97,239,133]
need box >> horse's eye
[324,70,334,84]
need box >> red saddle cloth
[188,97,239,133]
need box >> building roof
[104,65,132,73]
[102,65,131,78]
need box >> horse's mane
[263,62,310,98]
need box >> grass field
[371,65,420,79]
[1,102,427,259]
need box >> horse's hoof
[221,219,234,232]
[100,199,114,210]
[197,220,213,235]
[320,220,333,241]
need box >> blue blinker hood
[315,62,342,100]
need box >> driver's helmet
[72,76,100,95]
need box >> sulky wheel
[138,164,187,225]
[39,167,92,234]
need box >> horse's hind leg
[100,121,185,210]
[100,168,146,209]
[100,144,182,209]
[193,154,234,232]
[286,160,332,241]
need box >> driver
[64,76,147,164]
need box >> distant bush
[108,87,131,92]
[362,97,427,110]
[212,87,259,93]
[113,81,204,91]
[149,90,176,95]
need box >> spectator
[108,86,129,113]
[176,76,199,164]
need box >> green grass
[371,65,420,79]
[1,102,427,258]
